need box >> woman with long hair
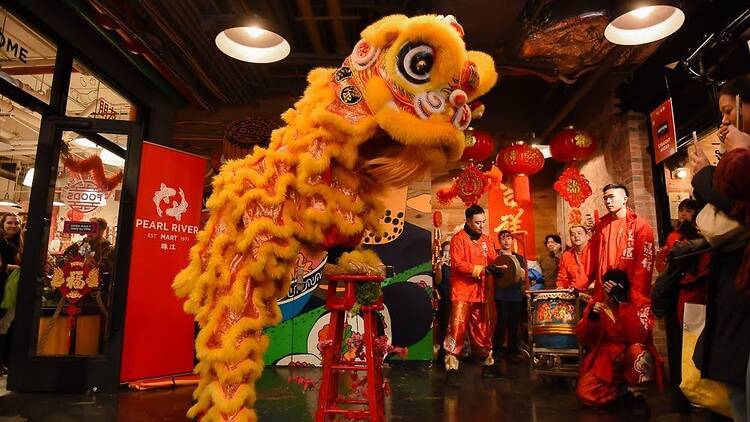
[689,74,750,421]
[0,212,22,375]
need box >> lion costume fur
[173,14,498,421]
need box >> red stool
[315,274,385,422]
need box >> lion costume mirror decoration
[173,14,498,421]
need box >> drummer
[575,269,661,417]
[556,225,590,291]
[493,230,526,363]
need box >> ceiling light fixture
[605,2,685,46]
[0,192,19,207]
[74,137,98,148]
[100,149,125,167]
[22,168,34,187]
[214,16,290,63]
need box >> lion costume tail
[173,150,301,421]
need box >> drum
[530,290,580,349]
[493,254,523,290]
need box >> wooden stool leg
[363,310,385,422]
[315,308,345,421]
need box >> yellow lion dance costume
[173,14,497,421]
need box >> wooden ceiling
[83,0,661,110]
[79,0,750,157]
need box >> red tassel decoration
[512,174,531,204]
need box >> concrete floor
[0,361,718,421]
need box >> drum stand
[526,289,588,379]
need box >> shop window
[35,130,125,357]
[66,59,136,121]
[663,128,724,223]
[0,6,57,104]
[0,96,41,214]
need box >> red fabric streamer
[63,154,123,191]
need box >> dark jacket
[692,165,750,387]
[495,252,526,302]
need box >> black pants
[494,300,522,354]
[0,308,11,368]
[435,298,451,362]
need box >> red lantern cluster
[549,126,596,163]
[460,129,494,162]
[495,142,544,204]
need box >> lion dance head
[303,14,497,187]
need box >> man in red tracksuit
[588,184,655,303]
[443,204,501,384]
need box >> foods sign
[63,178,107,213]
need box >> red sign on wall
[487,167,537,260]
[650,98,678,164]
[120,142,206,382]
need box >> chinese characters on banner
[487,168,537,260]
[650,98,678,164]
[120,142,206,382]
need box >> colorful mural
[264,179,434,365]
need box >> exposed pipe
[0,98,41,132]
[0,128,18,140]
[73,98,99,117]
[296,0,326,54]
[539,46,626,141]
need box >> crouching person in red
[575,269,662,417]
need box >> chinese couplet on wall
[487,167,537,259]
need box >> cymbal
[493,254,522,290]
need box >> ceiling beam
[325,0,351,54]
[137,1,230,105]
[296,0,326,54]
[539,46,627,141]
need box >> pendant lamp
[0,192,19,208]
[605,1,685,45]
[214,15,290,63]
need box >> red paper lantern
[460,129,494,162]
[495,142,544,204]
[432,211,443,227]
[549,126,596,163]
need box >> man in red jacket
[443,204,500,383]
[588,184,655,303]
[575,269,660,417]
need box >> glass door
[9,116,141,392]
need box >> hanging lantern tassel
[512,174,531,204]
[495,141,544,206]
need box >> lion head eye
[397,43,434,85]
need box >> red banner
[650,98,678,164]
[487,167,537,260]
[120,143,206,382]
